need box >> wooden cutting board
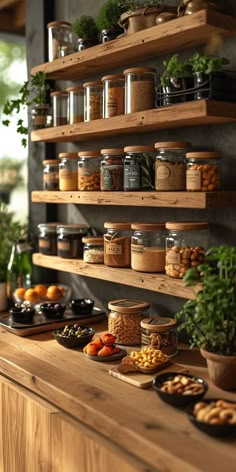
[109,362,186,388]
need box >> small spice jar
[43,159,60,190]
[186,151,221,192]
[59,152,79,191]
[67,86,84,124]
[100,148,124,191]
[102,74,125,118]
[47,21,74,62]
[83,81,103,121]
[124,146,155,191]
[104,222,131,267]
[78,151,101,191]
[155,141,191,191]
[131,223,166,272]
[50,91,68,126]
[124,67,156,113]
[82,237,104,264]
[38,223,58,256]
[57,224,89,258]
[165,221,209,279]
[141,317,178,357]
[108,299,150,346]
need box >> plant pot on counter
[200,348,236,391]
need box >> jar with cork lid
[141,317,177,357]
[155,141,191,191]
[131,223,166,272]
[50,91,68,126]
[124,146,155,190]
[108,299,150,346]
[104,222,131,267]
[100,148,124,191]
[124,67,156,113]
[67,86,84,124]
[102,74,125,118]
[43,159,60,190]
[47,21,74,62]
[82,237,104,264]
[78,151,101,191]
[186,151,221,192]
[59,152,79,191]
[83,81,103,121]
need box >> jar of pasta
[47,21,74,62]
[82,237,104,264]
[83,81,103,121]
[38,223,58,255]
[102,74,125,118]
[131,223,166,272]
[78,151,101,191]
[59,152,79,191]
[50,91,68,126]
[124,146,155,190]
[141,317,177,357]
[67,86,84,124]
[57,224,89,258]
[43,159,60,190]
[186,152,221,192]
[100,148,124,191]
[108,299,150,346]
[155,141,191,191]
[104,222,131,267]
[124,67,156,113]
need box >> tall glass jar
[186,152,221,192]
[83,81,103,121]
[104,222,131,267]
[100,148,124,191]
[47,21,74,61]
[38,223,58,256]
[43,159,60,190]
[59,152,79,191]
[50,91,68,126]
[131,223,166,272]
[108,299,150,346]
[78,151,101,191]
[124,67,156,113]
[165,222,209,279]
[67,86,84,124]
[154,141,191,191]
[82,237,104,264]
[124,146,155,191]
[102,74,125,118]
[57,224,89,258]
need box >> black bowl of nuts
[152,372,208,408]
[186,398,236,437]
[53,324,95,348]
[70,298,94,316]
[40,302,66,320]
[10,302,35,324]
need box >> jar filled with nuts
[108,299,150,346]
[83,81,103,121]
[165,222,209,279]
[82,237,104,264]
[186,151,221,192]
[104,222,132,267]
[141,317,177,357]
[155,141,191,191]
[78,151,101,191]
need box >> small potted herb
[72,15,99,51]
[118,0,176,35]
[189,52,230,100]
[158,54,193,106]
[96,0,126,43]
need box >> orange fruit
[14,287,26,301]
[34,284,47,298]
[24,288,40,304]
[46,285,62,301]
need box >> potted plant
[189,52,230,100]
[118,0,176,35]
[158,54,193,106]
[72,15,99,51]
[96,0,126,43]
[176,245,236,390]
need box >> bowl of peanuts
[152,372,208,407]
[186,399,236,437]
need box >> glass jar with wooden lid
[141,317,177,357]
[78,151,101,191]
[82,237,104,264]
[154,141,191,191]
[102,74,125,118]
[100,148,125,191]
[104,222,132,267]
[124,67,156,113]
[83,81,103,121]
[59,152,79,191]
[186,151,221,192]
[57,224,89,258]
[131,223,166,272]
[47,21,74,62]
[66,86,84,124]
[50,91,68,126]
[165,221,209,279]
[38,223,58,256]
[43,159,60,190]
[124,145,155,190]
[108,299,150,346]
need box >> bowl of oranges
[13,284,71,308]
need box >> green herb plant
[118,0,163,10]
[72,15,99,39]
[96,0,126,31]
[176,245,236,356]
[160,54,193,87]
[189,52,230,74]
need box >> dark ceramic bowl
[70,298,94,316]
[40,302,66,320]
[53,326,95,348]
[10,306,35,324]
[186,399,236,437]
[152,372,208,408]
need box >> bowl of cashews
[152,372,208,407]
[186,398,236,437]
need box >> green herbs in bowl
[53,324,95,348]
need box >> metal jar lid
[108,299,150,314]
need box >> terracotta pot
[200,348,236,390]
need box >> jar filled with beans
[59,153,79,191]
[100,148,124,191]
[165,222,208,279]
[78,151,101,191]
[155,141,191,191]
[104,222,132,267]
[186,151,221,192]
[83,81,103,121]
[108,299,150,346]
[124,67,156,113]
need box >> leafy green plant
[189,53,230,74]
[176,245,236,356]
[118,0,163,10]
[160,54,193,87]
[72,15,99,39]
[0,157,24,192]
[96,0,126,31]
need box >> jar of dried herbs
[124,146,155,190]
[100,148,125,191]
[104,222,132,267]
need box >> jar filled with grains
[67,86,84,124]
[59,153,79,191]
[78,151,101,191]
[43,159,60,190]
[165,222,209,279]
[141,317,178,357]
[82,237,104,264]
[102,74,125,118]
[50,91,68,126]
[38,223,58,256]
[186,152,221,192]
[131,223,166,272]
[155,141,191,191]
[83,81,103,121]
[124,67,156,113]
[104,222,132,267]
[47,21,74,62]
[108,299,150,346]
[124,146,155,191]
[100,148,124,191]
[57,224,89,258]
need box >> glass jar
[124,67,156,113]
[38,223,58,256]
[165,221,209,279]
[104,222,131,267]
[43,159,60,190]
[108,299,150,346]
[186,151,221,192]
[83,81,103,121]
[124,146,155,191]
[57,224,89,258]
[47,21,74,62]
[59,153,79,191]
[141,317,177,357]
[131,223,166,273]
[78,151,101,191]
[102,74,125,118]
[100,148,124,191]
[31,104,52,129]
[154,141,191,191]
[82,237,104,264]
[67,86,84,124]
[50,91,68,126]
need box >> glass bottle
[6,239,33,306]
[124,67,156,113]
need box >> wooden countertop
[0,320,235,472]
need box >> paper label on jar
[39,239,50,249]
[186,169,201,190]
[131,244,144,254]
[57,241,70,251]
[166,250,181,264]
[43,173,59,182]
[156,164,170,180]
[105,243,122,255]
[155,162,186,190]
[59,169,73,179]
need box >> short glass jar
[100,148,125,191]
[155,141,191,191]
[38,223,58,256]
[50,91,68,126]
[124,67,156,113]
[59,152,79,191]
[67,86,84,124]
[43,159,60,191]
[78,151,101,191]
[57,224,89,258]
[102,74,125,118]
[47,21,74,62]
[131,223,166,272]
[165,221,209,279]
[82,237,104,264]
[124,146,155,191]
[83,81,103,121]
[104,222,131,267]
[31,104,52,129]
[186,151,221,192]
[141,317,178,357]
[108,299,150,346]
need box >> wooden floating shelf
[33,253,199,299]
[31,100,236,143]
[31,10,236,81]
[31,190,236,209]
